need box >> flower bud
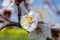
[3,9,11,18]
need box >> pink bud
[3,9,11,18]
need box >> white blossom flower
[26,0,34,4]
[35,7,51,23]
[2,0,15,7]
[21,10,39,32]
[21,7,52,40]
[28,23,52,40]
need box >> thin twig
[0,19,19,31]
[17,5,22,28]
[0,15,20,30]
[0,18,9,31]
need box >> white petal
[2,0,10,7]
[28,31,36,39]
[2,0,14,7]
[26,0,34,4]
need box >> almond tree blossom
[21,7,52,40]
[2,0,15,8]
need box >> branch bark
[0,19,20,31]
[17,5,22,28]
[0,15,20,31]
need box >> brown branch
[0,23,8,31]
[0,15,20,31]
[16,5,22,28]
[0,22,19,31]
[0,18,20,31]
[0,18,9,31]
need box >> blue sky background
[0,0,60,24]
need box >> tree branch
[0,19,20,31]
[17,5,22,28]
[0,15,20,31]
